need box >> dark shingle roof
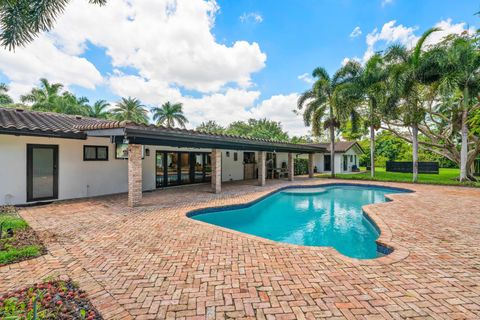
[0,107,115,137]
[308,141,363,153]
[0,108,326,152]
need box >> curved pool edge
[186,182,414,265]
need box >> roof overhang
[0,127,86,140]
[86,127,325,153]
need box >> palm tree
[88,100,111,119]
[0,83,13,105]
[151,102,188,128]
[112,97,149,124]
[56,92,90,115]
[334,54,389,178]
[384,28,440,182]
[434,34,480,181]
[297,67,359,177]
[20,78,63,112]
[0,0,106,50]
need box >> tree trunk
[460,87,469,182]
[330,125,335,178]
[412,124,419,183]
[370,125,375,178]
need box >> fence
[386,161,439,174]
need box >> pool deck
[1,178,480,319]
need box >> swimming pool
[189,184,409,259]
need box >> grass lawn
[317,167,480,187]
[0,208,45,265]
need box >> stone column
[128,144,143,207]
[288,152,294,181]
[211,149,221,193]
[258,151,266,186]
[308,153,315,178]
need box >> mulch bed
[0,279,103,319]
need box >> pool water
[190,185,407,259]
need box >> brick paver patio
[1,178,479,319]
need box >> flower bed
[0,206,46,266]
[0,279,102,319]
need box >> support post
[308,153,315,178]
[288,153,294,181]
[211,149,221,193]
[258,151,266,186]
[128,144,143,207]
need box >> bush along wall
[294,158,309,175]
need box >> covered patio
[78,121,324,207]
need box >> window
[350,155,353,162]
[84,146,108,161]
[233,152,238,161]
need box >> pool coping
[186,182,414,266]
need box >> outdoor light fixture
[123,138,129,144]
[145,148,150,156]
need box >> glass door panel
[167,152,179,186]
[194,153,204,182]
[156,151,165,187]
[180,153,191,184]
[27,144,58,201]
[205,153,212,181]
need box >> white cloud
[250,93,308,136]
[0,0,266,97]
[362,19,476,63]
[363,20,418,61]
[297,73,314,84]
[341,56,361,66]
[240,12,263,24]
[350,26,362,38]
[0,33,103,100]
[381,0,393,7]
[424,19,477,47]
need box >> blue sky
[0,0,477,135]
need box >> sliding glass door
[156,151,210,188]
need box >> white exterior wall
[312,149,361,174]
[0,135,128,205]
[221,150,244,182]
[0,134,216,205]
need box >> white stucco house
[307,141,364,174]
[0,108,335,207]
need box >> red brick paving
[1,178,479,319]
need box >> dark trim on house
[0,128,86,140]
[26,144,59,202]
[83,145,109,161]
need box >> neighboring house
[0,108,326,206]
[307,141,364,174]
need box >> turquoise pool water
[190,184,407,259]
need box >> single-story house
[307,141,364,174]
[0,108,334,207]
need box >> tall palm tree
[88,100,111,119]
[20,78,63,112]
[334,54,389,177]
[0,0,107,50]
[384,28,440,182]
[0,83,13,105]
[151,102,188,128]
[297,67,359,177]
[112,97,148,124]
[434,34,480,181]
